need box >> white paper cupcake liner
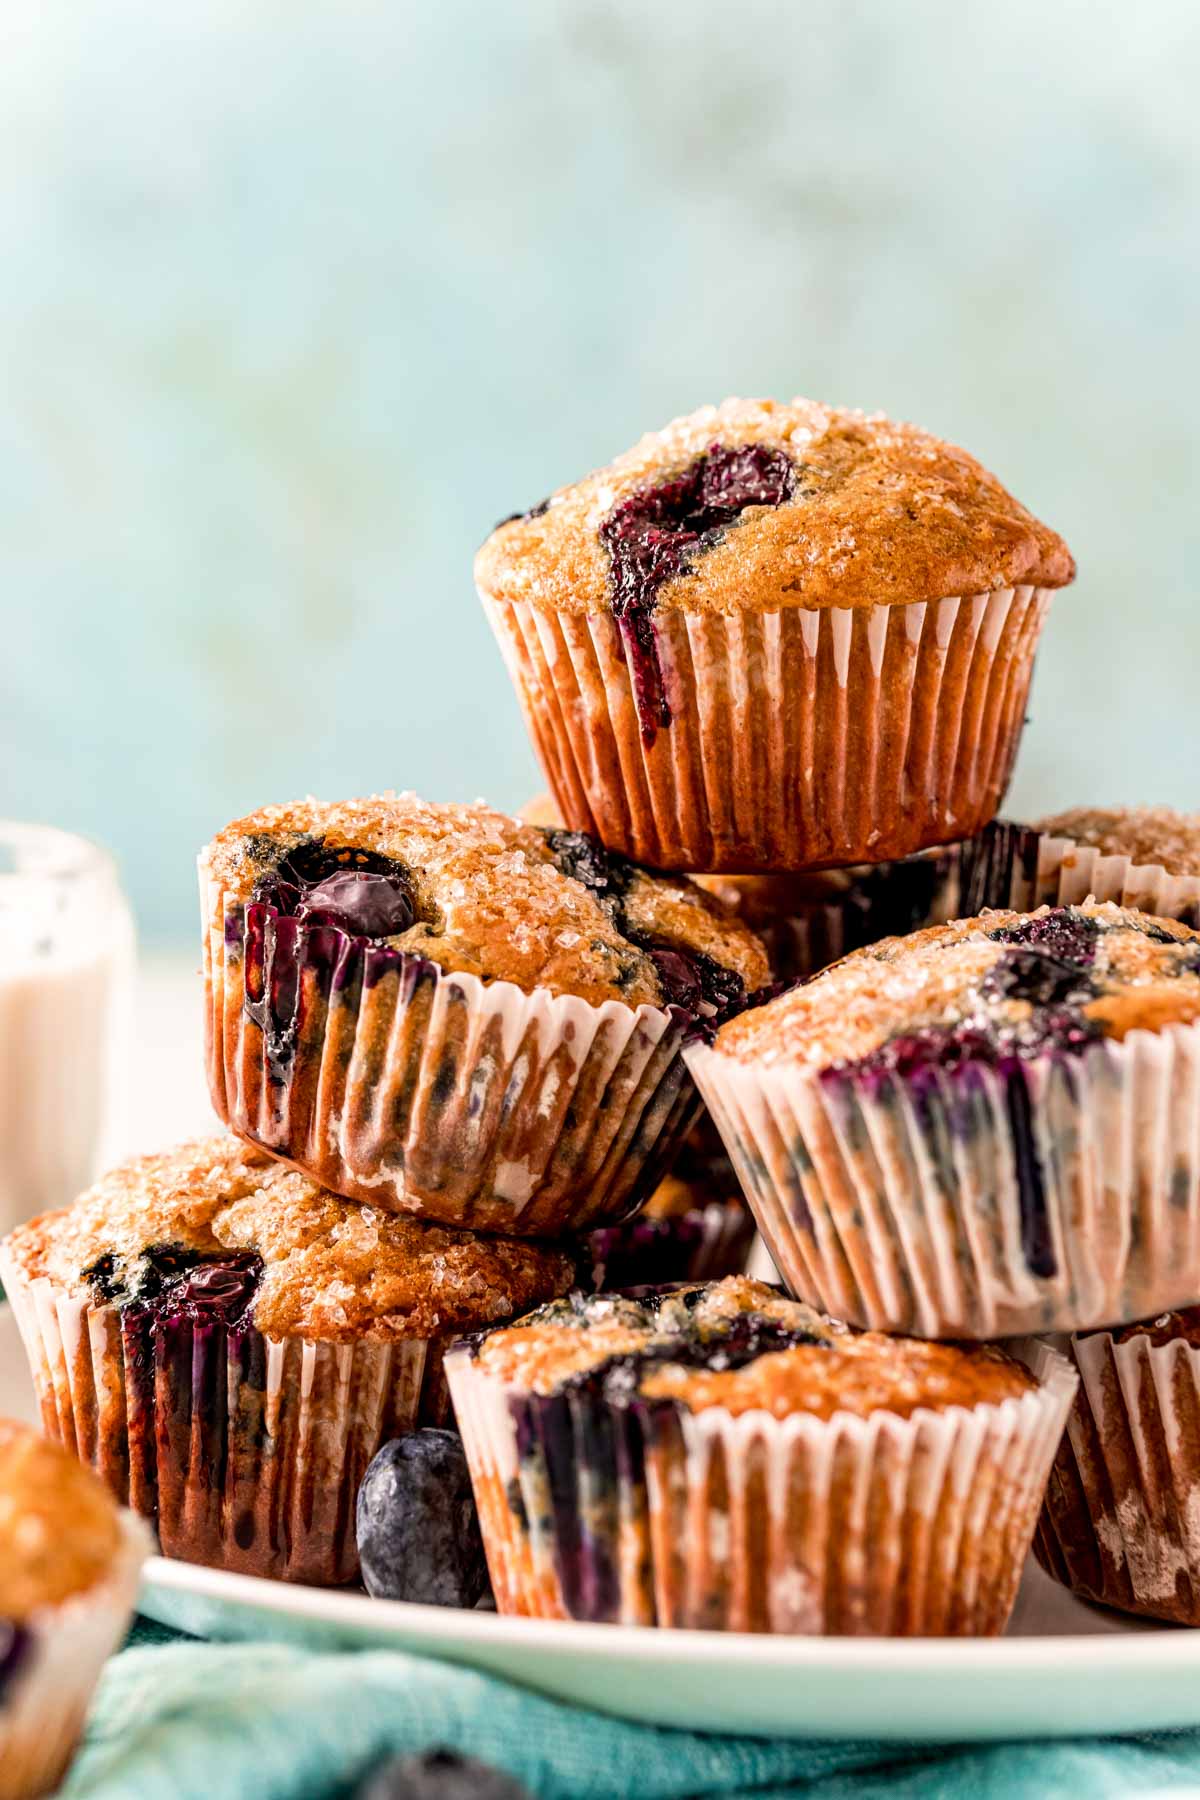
[960,822,1200,926]
[0,1256,439,1586]
[482,586,1052,872]
[685,1018,1200,1339]
[201,867,702,1237]
[1036,1325,1200,1621]
[0,1509,148,1800]
[446,1338,1073,1634]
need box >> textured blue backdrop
[3,1,1198,941]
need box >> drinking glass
[0,823,135,1231]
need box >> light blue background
[3,1,1198,944]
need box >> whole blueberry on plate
[356,1431,489,1608]
[357,1749,530,1800]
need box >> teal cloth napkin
[59,1622,1200,1800]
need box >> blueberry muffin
[0,1138,575,1585]
[1036,1308,1200,1623]
[446,1277,1074,1634]
[200,794,767,1237]
[478,397,1072,872]
[687,902,1200,1338]
[0,1421,148,1800]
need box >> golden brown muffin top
[4,1138,576,1344]
[711,901,1200,1071]
[202,793,767,1011]
[0,1419,121,1617]
[1036,807,1200,879]
[477,397,1074,619]
[465,1277,1033,1419]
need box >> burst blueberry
[598,441,795,742]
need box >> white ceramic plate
[4,1301,1198,1743]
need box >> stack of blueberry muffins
[6,394,1200,1671]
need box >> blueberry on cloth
[356,1431,489,1608]
[357,1748,530,1800]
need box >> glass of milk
[0,824,135,1231]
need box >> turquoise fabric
[60,1622,1200,1800]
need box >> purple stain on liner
[998,1056,1055,1278]
[599,442,795,745]
[87,1249,265,1527]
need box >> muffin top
[4,1138,577,1344]
[1036,807,1200,880]
[462,1276,1033,1420]
[712,901,1200,1073]
[203,793,767,1012]
[0,1419,121,1617]
[477,396,1074,620]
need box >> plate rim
[142,1554,1199,1670]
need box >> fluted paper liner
[0,1254,441,1586]
[0,1510,147,1800]
[685,1019,1200,1339]
[1036,1326,1200,1621]
[447,1338,1073,1634]
[201,867,701,1237]
[586,1201,756,1291]
[482,587,1052,871]
[959,820,1200,926]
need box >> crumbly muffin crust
[467,1275,1032,1419]
[202,792,767,1010]
[0,1419,120,1617]
[4,1138,576,1343]
[1036,807,1200,879]
[713,901,1200,1070]
[477,396,1074,618]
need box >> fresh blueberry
[356,1431,489,1609]
[356,1749,530,1800]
